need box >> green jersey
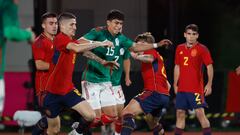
[111,48,130,86]
[82,26,133,83]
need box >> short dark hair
[135,32,155,43]
[58,12,76,23]
[41,12,57,23]
[107,9,125,21]
[185,24,199,33]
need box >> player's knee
[85,111,96,122]
[176,110,186,119]
[195,108,205,118]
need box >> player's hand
[157,39,172,48]
[102,40,114,48]
[130,52,138,59]
[173,84,178,94]
[125,76,132,86]
[204,83,212,96]
[26,27,36,44]
[102,60,119,70]
[236,66,240,75]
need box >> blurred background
[1,0,240,133]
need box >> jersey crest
[115,38,119,46]
[191,49,197,57]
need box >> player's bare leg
[70,100,96,134]
[47,116,61,135]
[195,108,211,135]
[175,109,186,135]
[101,105,118,125]
[145,114,164,135]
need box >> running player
[121,32,171,135]
[43,12,113,134]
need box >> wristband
[153,43,158,48]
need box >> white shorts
[112,85,125,105]
[81,81,116,110]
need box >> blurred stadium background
[1,0,240,134]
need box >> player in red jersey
[43,12,114,135]
[31,12,58,135]
[121,32,171,135]
[174,24,214,135]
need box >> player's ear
[183,32,186,38]
[42,23,45,29]
[107,20,110,26]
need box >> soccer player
[80,9,172,129]
[0,0,35,117]
[120,32,171,135]
[174,24,214,135]
[31,12,58,135]
[43,12,113,135]
[107,49,132,135]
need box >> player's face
[42,17,58,36]
[107,19,123,35]
[184,29,199,45]
[63,19,77,37]
[136,40,146,55]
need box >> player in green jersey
[101,48,131,135]
[0,0,35,117]
[79,9,172,130]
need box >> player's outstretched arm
[129,39,172,52]
[131,52,154,63]
[67,40,113,53]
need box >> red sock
[115,118,122,134]
[101,113,117,125]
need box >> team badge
[120,48,125,55]
[191,49,197,57]
[115,38,119,46]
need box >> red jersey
[32,34,54,95]
[46,33,77,95]
[141,49,169,95]
[175,43,213,94]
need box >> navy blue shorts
[134,90,169,117]
[175,92,208,110]
[43,89,85,118]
